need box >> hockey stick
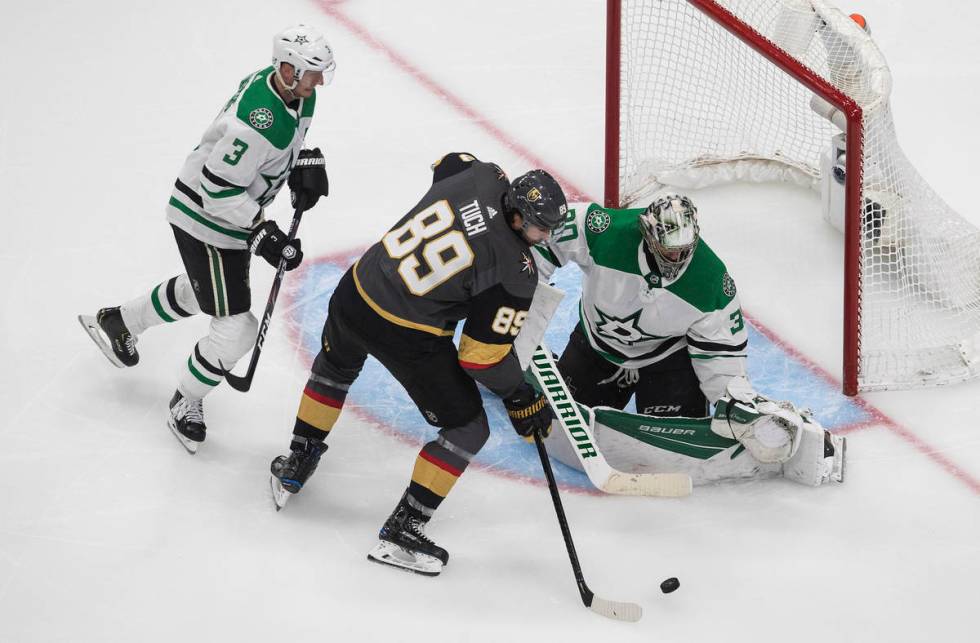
[223,203,308,392]
[529,343,693,497]
[533,431,642,622]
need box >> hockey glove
[289,148,329,210]
[248,221,303,271]
[503,382,553,440]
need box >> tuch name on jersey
[458,199,487,238]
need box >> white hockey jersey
[166,66,316,249]
[534,203,748,404]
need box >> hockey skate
[269,438,327,510]
[167,390,206,454]
[78,307,139,368]
[367,498,449,577]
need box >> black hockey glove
[248,220,303,271]
[503,382,553,440]
[289,148,329,210]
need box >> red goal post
[605,0,980,395]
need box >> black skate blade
[78,315,124,368]
[167,419,200,455]
[270,476,290,511]
[367,541,442,577]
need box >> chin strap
[274,67,299,102]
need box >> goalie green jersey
[533,203,748,403]
[165,66,316,249]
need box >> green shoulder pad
[236,67,299,150]
[583,204,645,275]
[665,241,737,313]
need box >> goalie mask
[639,194,700,280]
[272,24,336,89]
[505,169,568,233]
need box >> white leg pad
[782,413,846,486]
[178,312,257,399]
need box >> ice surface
[0,1,977,642]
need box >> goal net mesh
[616,0,980,391]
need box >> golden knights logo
[526,187,542,202]
[520,252,535,275]
[249,107,274,130]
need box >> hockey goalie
[530,197,845,487]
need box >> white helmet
[639,194,700,280]
[272,24,336,89]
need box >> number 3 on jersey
[382,200,475,295]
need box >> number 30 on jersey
[382,200,475,295]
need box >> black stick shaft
[533,432,595,607]
[224,203,307,392]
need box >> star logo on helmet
[294,35,309,45]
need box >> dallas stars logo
[594,307,663,346]
[257,151,293,206]
[249,107,274,130]
[586,210,610,234]
[293,35,309,45]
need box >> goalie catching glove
[289,147,329,210]
[710,376,846,486]
[248,220,303,271]
[503,382,553,440]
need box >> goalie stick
[533,432,643,622]
[223,202,308,392]
[529,343,693,498]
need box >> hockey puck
[660,577,680,594]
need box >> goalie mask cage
[605,0,980,395]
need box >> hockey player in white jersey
[78,25,333,453]
[533,195,845,486]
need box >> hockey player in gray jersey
[534,195,845,486]
[78,25,333,453]
[268,153,566,575]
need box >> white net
[617,0,980,391]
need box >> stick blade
[219,360,252,392]
[601,472,693,498]
[588,595,643,622]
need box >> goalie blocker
[544,376,845,487]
